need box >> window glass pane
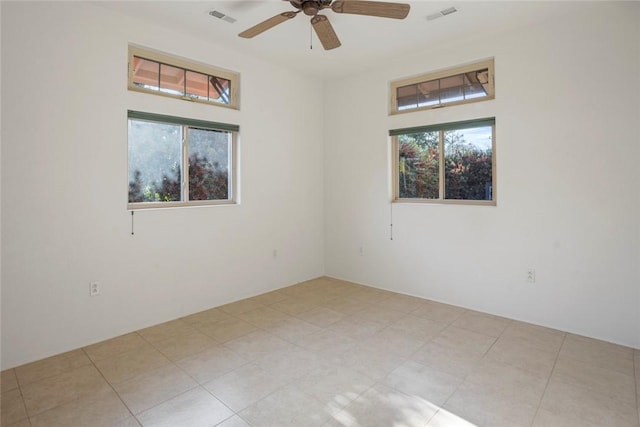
[398,132,439,199]
[444,126,493,200]
[417,80,440,107]
[128,120,182,203]
[439,75,464,104]
[159,63,185,96]
[132,57,160,90]
[188,128,230,201]
[464,83,487,99]
[209,77,231,105]
[397,84,418,110]
[186,71,209,101]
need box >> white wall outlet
[90,281,100,296]
[526,269,536,283]
[359,246,364,256]
[272,249,278,259]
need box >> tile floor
[1,277,639,427]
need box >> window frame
[391,117,496,206]
[128,45,240,110]
[127,110,239,210]
[390,59,494,115]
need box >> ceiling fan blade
[238,11,298,38]
[331,1,410,19]
[311,15,341,50]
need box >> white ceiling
[97,0,583,78]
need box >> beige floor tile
[348,288,395,305]
[269,297,320,316]
[204,362,289,412]
[245,289,290,306]
[347,306,406,328]
[376,293,425,313]
[451,311,511,338]
[501,321,565,353]
[411,341,485,378]
[485,336,558,378]
[137,319,195,344]
[215,415,251,427]
[2,419,31,427]
[295,329,358,357]
[15,349,91,387]
[1,370,18,394]
[361,325,430,358]
[533,407,616,427]
[388,315,449,341]
[322,298,371,316]
[424,409,477,427]
[136,387,233,427]
[265,317,321,342]
[239,384,330,427]
[464,358,548,397]
[197,318,258,343]
[223,330,296,361]
[112,364,198,414]
[114,416,142,427]
[326,383,438,427]
[295,307,344,328]
[433,326,496,355]
[383,360,464,406]
[235,306,291,328]
[552,355,636,404]
[29,388,131,427]
[559,333,634,376]
[176,345,247,384]
[295,364,375,409]
[1,388,28,426]
[93,344,171,385]
[335,342,407,380]
[326,317,385,341]
[84,333,149,362]
[21,364,111,416]
[444,379,540,427]
[411,300,466,324]
[538,377,638,427]
[151,330,218,362]
[219,298,264,316]
[181,308,233,329]
[255,347,328,383]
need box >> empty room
[1,1,639,426]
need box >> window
[128,45,239,109]
[391,118,495,205]
[390,59,494,114]
[128,111,239,209]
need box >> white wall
[324,2,640,348]
[1,1,325,369]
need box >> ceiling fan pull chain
[310,20,313,50]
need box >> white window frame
[128,44,240,110]
[127,110,239,210]
[390,59,495,114]
[391,118,496,206]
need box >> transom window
[128,45,239,109]
[390,59,494,114]
[391,118,496,205]
[127,111,239,209]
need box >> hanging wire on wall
[131,211,135,236]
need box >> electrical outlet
[272,249,278,259]
[359,246,364,256]
[90,281,100,296]
[526,269,536,283]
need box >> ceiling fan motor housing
[291,0,333,16]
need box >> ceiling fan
[238,0,411,50]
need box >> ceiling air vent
[209,10,237,24]
[426,6,458,21]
